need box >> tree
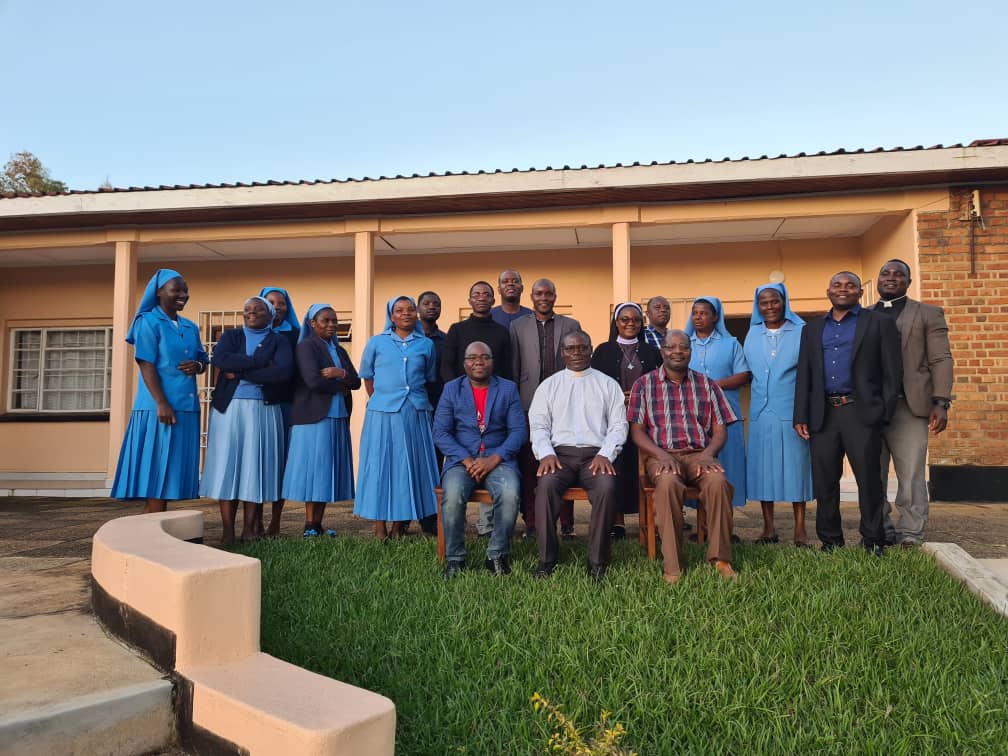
[1,151,68,194]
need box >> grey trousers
[881,398,931,544]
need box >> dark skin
[530,279,557,321]
[877,261,948,434]
[468,283,494,318]
[629,331,727,480]
[260,289,291,537]
[264,291,288,329]
[646,296,670,332]
[418,293,442,336]
[690,300,751,391]
[611,306,643,529]
[794,273,861,440]
[137,276,203,514]
[754,289,809,546]
[460,342,503,482]
[536,333,616,478]
[497,270,524,313]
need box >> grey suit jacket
[895,298,954,417]
[509,313,582,410]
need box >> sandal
[755,535,780,545]
[302,527,321,538]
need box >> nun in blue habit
[743,283,813,546]
[257,286,300,537]
[111,269,208,512]
[685,295,750,509]
[199,296,293,544]
[353,295,439,539]
[281,304,360,537]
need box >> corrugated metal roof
[3,139,1005,200]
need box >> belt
[827,394,855,407]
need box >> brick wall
[917,186,1008,466]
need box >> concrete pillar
[612,221,631,306]
[350,231,375,476]
[107,240,138,479]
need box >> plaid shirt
[642,325,665,351]
[628,368,737,451]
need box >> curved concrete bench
[92,511,396,755]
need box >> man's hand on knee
[588,455,616,476]
[537,455,563,476]
[693,453,724,477]
[650,451,681,479]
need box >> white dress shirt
[528,367,628,462]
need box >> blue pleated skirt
[746,409,813,503]
[721,419,747,508]
[199,400,284,504]
[353,406,438,521]
[111,410,201,501]
[282,418,355,503]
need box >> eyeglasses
[562,345,591,354]
[616,317,641,325]
[464,355,493,363]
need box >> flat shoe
[609,525,626,541]
[793,541,813,549]
[755,535,780,545]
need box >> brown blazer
[895,298,954,417]
[509,313,582,410]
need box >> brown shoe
[663,573,681,585]
[712,560,738,582]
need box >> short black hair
[469,281,494,296]
[831,271,862,287]
[561,329,592,348]
[417,291,440,303]
[882,259,912,277]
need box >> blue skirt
[354,406,438,521]
[111,410,201,501]
[199,400,284,504]
[282,418,355,503]
[746,409,813,502]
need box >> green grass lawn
[233,537,1008,755]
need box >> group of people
[111,259,953,584]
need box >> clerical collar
[616,336,638,345]
[567,368,590,378]
[880,294,907,309]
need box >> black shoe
[561,526,575,540]
[820,543,842,553]
[866,543,885,558]
[609,525,626,541]
[684,521,693,532]
[485,555,512,575]
[443,560,466,579]
[522,528,537,541]
[534,561,556,579]
[587,563,607,583]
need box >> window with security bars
[8,328,112,412]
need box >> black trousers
[810,402,885,547]
[534,446,618,567]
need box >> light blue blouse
[744,321,802,421]
[688,331,749,414]
[325,343,348,419]
[359,331,436,413]
[130,307,208,413]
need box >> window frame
[7,326,114,415]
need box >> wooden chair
[638,456,703,560]
[434,486,589,562]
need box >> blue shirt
[688,331,749,416]
[490,305,532,329]
[325,343,348,419]
[233,328,269,400]
[359,331,437,412]
[130,308,208,413]
[822,305,860,395]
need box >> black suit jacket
[793,308,903,432]
[290,335,361,425]
[210,328,295,412]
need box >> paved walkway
[1,496,1006,754]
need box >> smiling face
[157,276,189,315]
[646,297,670,329]
[243,298,272,330]
[310,307,339,341]
[757,288,785,328]
[690,300,717,336]
[530,279,557,317]
[498,270,523,303]
[468,283,494,316]
[463,341,493,384]
[418,293,441,323]
[827,273,863,311]
[560,332,592,372]
[877,261,911,301]
[661,331,692,374]
[615,305,643,340]
[264,291,287,327]
[390,297,418,333]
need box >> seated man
[433,341,527,579]
[529,330,628,581]
[629,330,738,582]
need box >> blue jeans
[441,462,520,560]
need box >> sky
[2,0,1006,191]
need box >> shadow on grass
[233,536,1008,755]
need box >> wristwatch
[932,398,951,410]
